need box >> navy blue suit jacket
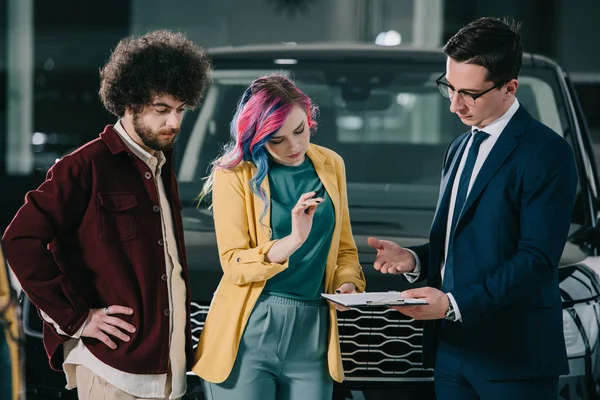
[409,105,577,380]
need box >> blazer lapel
[457,105,530,230]
[307,145,340,219]
[253,164,273,242]
[431,133,470,239]
[306,145,340,290]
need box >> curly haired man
[2,30,212,400]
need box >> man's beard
[132,113,179,152]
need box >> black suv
[17,44,600,400]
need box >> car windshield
[176,60,567,237]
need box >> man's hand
[367,237,416,274]
[329,282,357,312]
[81,306,136,349]
[390,287,449,320]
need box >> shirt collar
[113,120,166,167]
[472,98,520,138]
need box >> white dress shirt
[405,99,521,321]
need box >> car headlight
[563,303,599,358]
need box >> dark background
[1,0,599,232]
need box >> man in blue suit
[368,17,577,399]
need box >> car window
[177,62,569,236]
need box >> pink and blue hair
[200,74,318,222]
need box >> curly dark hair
[99,30,212,117]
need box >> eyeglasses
[435,73,505,106]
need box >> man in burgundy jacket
[2,30,212,399]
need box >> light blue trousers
[203,294,333,400]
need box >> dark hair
[99,30,212,117]
[443,17,522,84]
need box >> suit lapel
[427,133,470,279]
[456,105,530,230]
[431,133,470,239]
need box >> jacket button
[164,309,171,316]
[161,274,168,281]
[144,172,152,179]
[153,205,160,212]
[237,257,241,262]
[158,239,164,246]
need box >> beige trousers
[75,365,173,400]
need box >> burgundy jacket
[1,125,193,374]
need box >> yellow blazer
[1,247,22,400]
[192,143,366,383]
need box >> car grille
[190,302,210,348]
[190,302,433,382]
[338,307,433,381]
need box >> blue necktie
[442,130,490,292]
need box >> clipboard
[321,292,428,308]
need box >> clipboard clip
[365,300,406,306]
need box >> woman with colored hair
[192,74,366,400]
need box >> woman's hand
[329,282,357,312]
[265,191,324,264]
[290,191,324,244]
